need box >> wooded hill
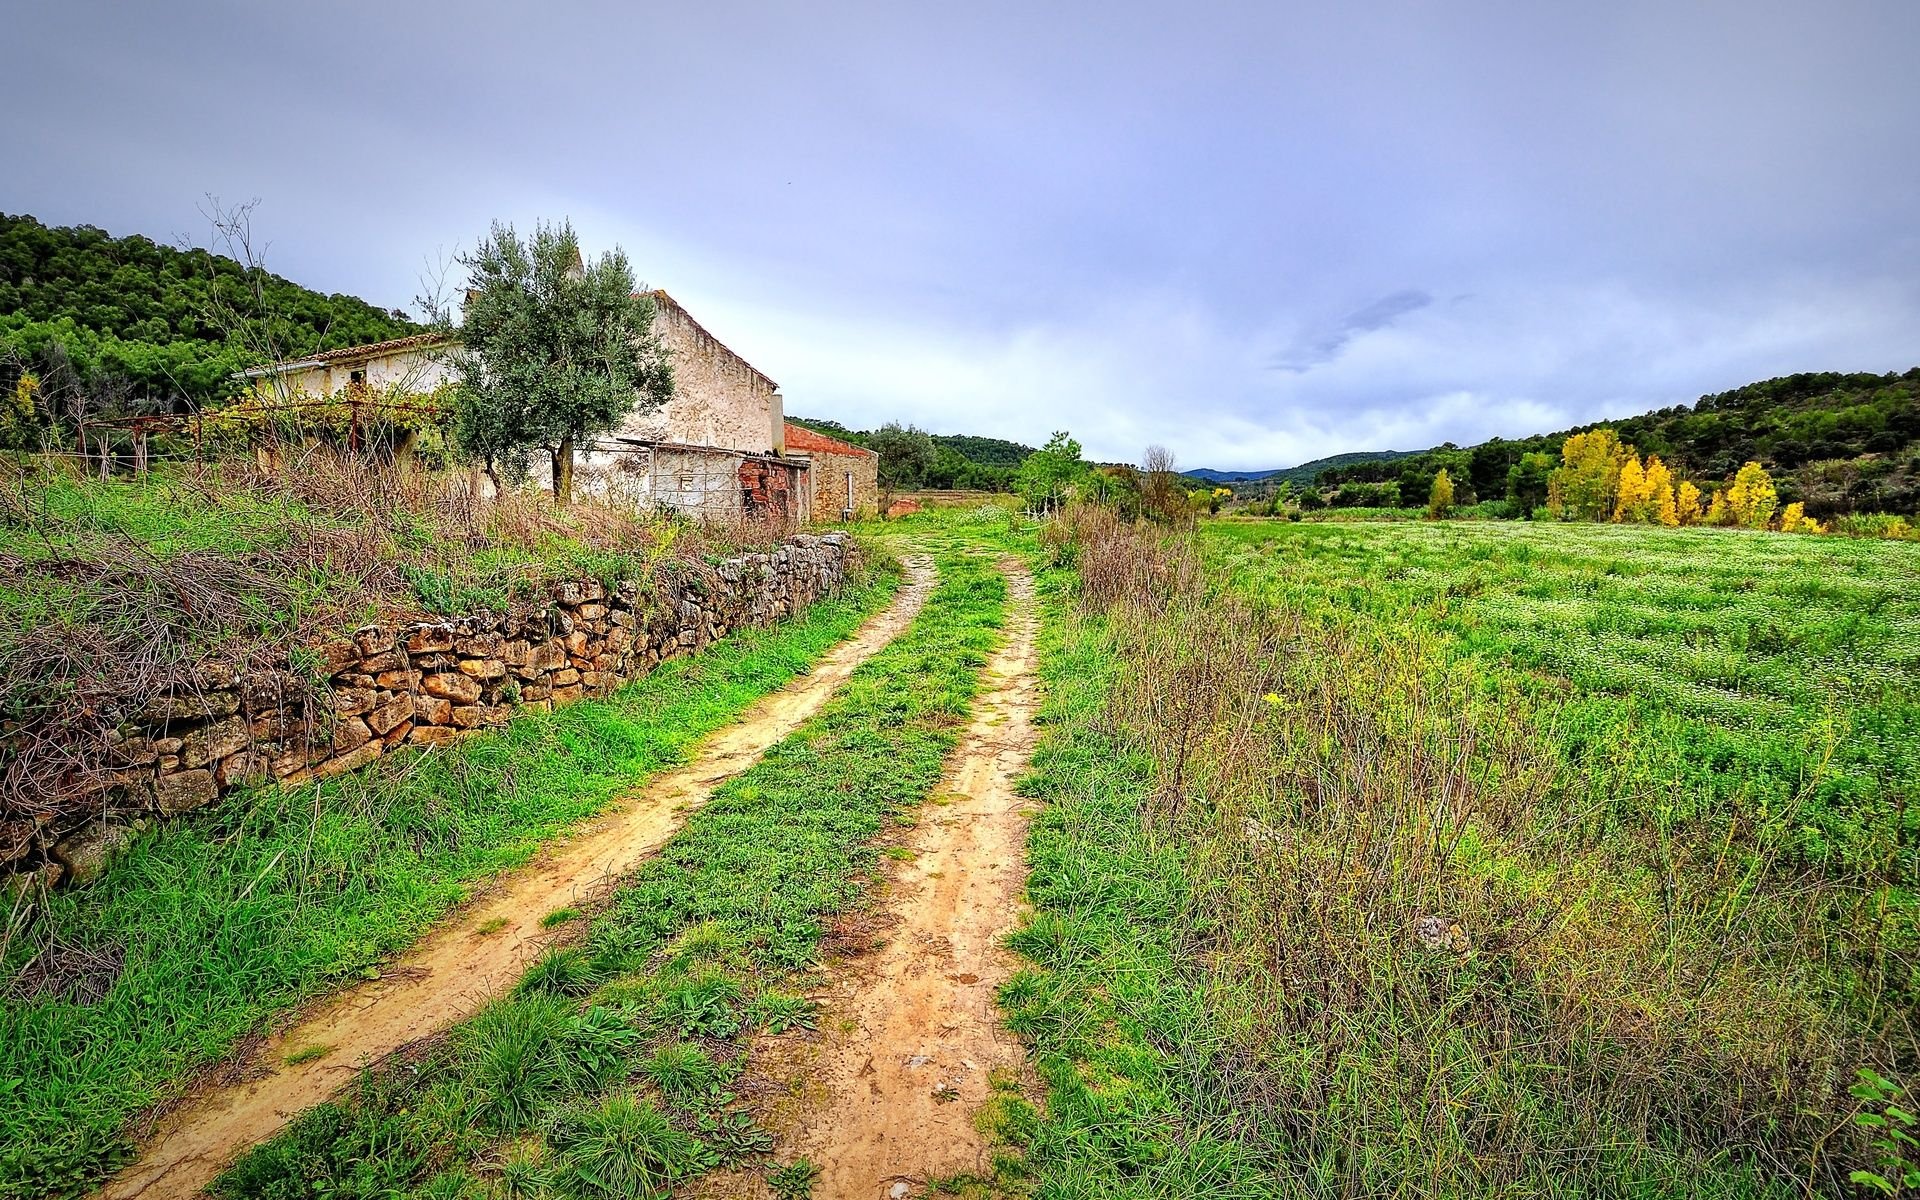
[1300,370,1920,516]
[0,212,419,410]
[787,416,1034,490]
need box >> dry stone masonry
[8,534,855,892]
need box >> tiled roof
[243,331,453,377]
[783,422,876,458]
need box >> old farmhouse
[244,291,876,524]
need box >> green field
[999,511,1919,1197]
[1208,518,1920,886]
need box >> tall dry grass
[1054,503,1896,1196]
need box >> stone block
[330,716,374,752]
[456,657,507,680]
[376,670,422,690]
[366,694,414,735]
[313,741,383,779]
[450,705,487,728]
[55,821,135,884]
[380,719,415,746]
[564,630,592,657]
[552,668,581,687]
[502,639,533,665]
[552,684,584,705]
[182,716,250,769]
[332,687,376,717]
[422,673,483,704]
[142,689,242,723]
[354,626,396,655]
[414,695,453,726]
[408,725,461,746]
[405,625,455,654]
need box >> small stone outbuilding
[783,422,879,522]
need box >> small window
[349,369,367,387]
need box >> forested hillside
[788,416,1033,490]
[1310,370,1920,516]
[0,213,418,411]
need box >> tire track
[95,556,937,1200]
[724,559,1041,1197]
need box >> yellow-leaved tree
[1427,468,1455,519]
[1725,461,1778,530]
[1642,457,1678,525]
[1548,429,1629,521]
[1675,479,1703,526]
[1612,454,1648,522]
[1778,501,1806,533]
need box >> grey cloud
[4,1,1918,471]
[1269,289,1435,373]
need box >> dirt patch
[715,561,1042,1197]
[92,557,936,1200]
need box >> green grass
[0,559,898,1199]
[1205,519,1920,889]
[996,510,1920,1198]
[208,546,1009,1200]
[996,559,1275,1196]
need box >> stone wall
[7,534,856,892]
[616,290,782,454]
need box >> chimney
[771,393,786,454]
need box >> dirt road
[95,557,936,1200]
[727,561,1041,1197]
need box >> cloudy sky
[8,1,1918,468]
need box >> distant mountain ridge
[1184,450,1416,488]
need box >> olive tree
[451,220,672,503]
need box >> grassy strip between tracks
[208,546,1006,1200]
[0,555,899,1199]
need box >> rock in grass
[1413,915,1471,954]
[53,821,136,886]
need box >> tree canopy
[0,211,418,415]
[1312,369,1920,516]
[450,221,671,502]
[786,416,1032,492]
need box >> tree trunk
[552,433,574,507]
